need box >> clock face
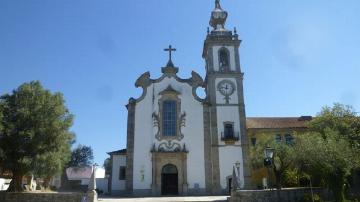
[217,80,235,96]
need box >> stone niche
[151,151,188,196]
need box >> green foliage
[250,133,297,189]
[298,193,323,202]
[301,103,360,201]
[308,103,360,149]
[0,81,74,191]
[68,144,94,167]
[296,103,360,202]
[103,158,112,176]
[283,169,299,187]
[295,131,358,202]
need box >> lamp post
[264,146,274,190]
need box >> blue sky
[1,0,359,165]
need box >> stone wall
[229,188,331,202]
[0,191,97,202]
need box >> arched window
[162,100,177,136]
[219,48,230,71]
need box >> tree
[250,133,297,189]
[103,158,112,176]
[68,145,94,167]
[308,103,360,149]
[0,81,74,192]
[295,131,359,202]
[296,104,360,202]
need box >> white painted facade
[109,0,250,196]
[111,154,126,192]
[132,77,205,190]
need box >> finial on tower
[209,0,228,32]
[215,0,221,9]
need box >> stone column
[182,153,188,195]
[151,152,158,196]
[125,98,136,195]
[203,102,213,194]
[236,75,253,190]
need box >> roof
[107,149,127,155]
[246,116,312,130]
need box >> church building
[109,0,255,196]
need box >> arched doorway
[161,164,178,195]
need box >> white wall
[97,178,109,193]
[111,155,126,191]
[0,178,10,191]
[133,76,205,190]
[218,146,244,189]
[212,46,236,71]
[215,77,245,189]
[133,83,153,190]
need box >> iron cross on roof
[164,45,176,67]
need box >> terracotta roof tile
[246,116,312,129]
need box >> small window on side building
[275,134,282,143]
[119,166,126,180]
[285,134,294,145]
[251,137,257,146]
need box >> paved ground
[98,196,228,202]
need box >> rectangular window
[275,134,282,143]
[162,100,177,136]
[285,134,294,145]
[119,166,126,180]
[224,123,234,138]
[251,137,257,146]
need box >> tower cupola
[209,0,228,32]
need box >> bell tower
[202,0,252,193]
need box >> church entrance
[161,164,178,195]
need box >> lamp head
[264,146,275,159]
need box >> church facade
[109,0,252,196]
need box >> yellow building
[246,116,312,188]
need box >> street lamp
[264,146,274,189]
[264,146,275,159]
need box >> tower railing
[221,131,240,141]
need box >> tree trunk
[273,170,283,202]
[274,169,282,190]
[43,176,52,190]
[7,171,24,192]
[329,172,346,202]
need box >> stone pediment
[132,68,205,103]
